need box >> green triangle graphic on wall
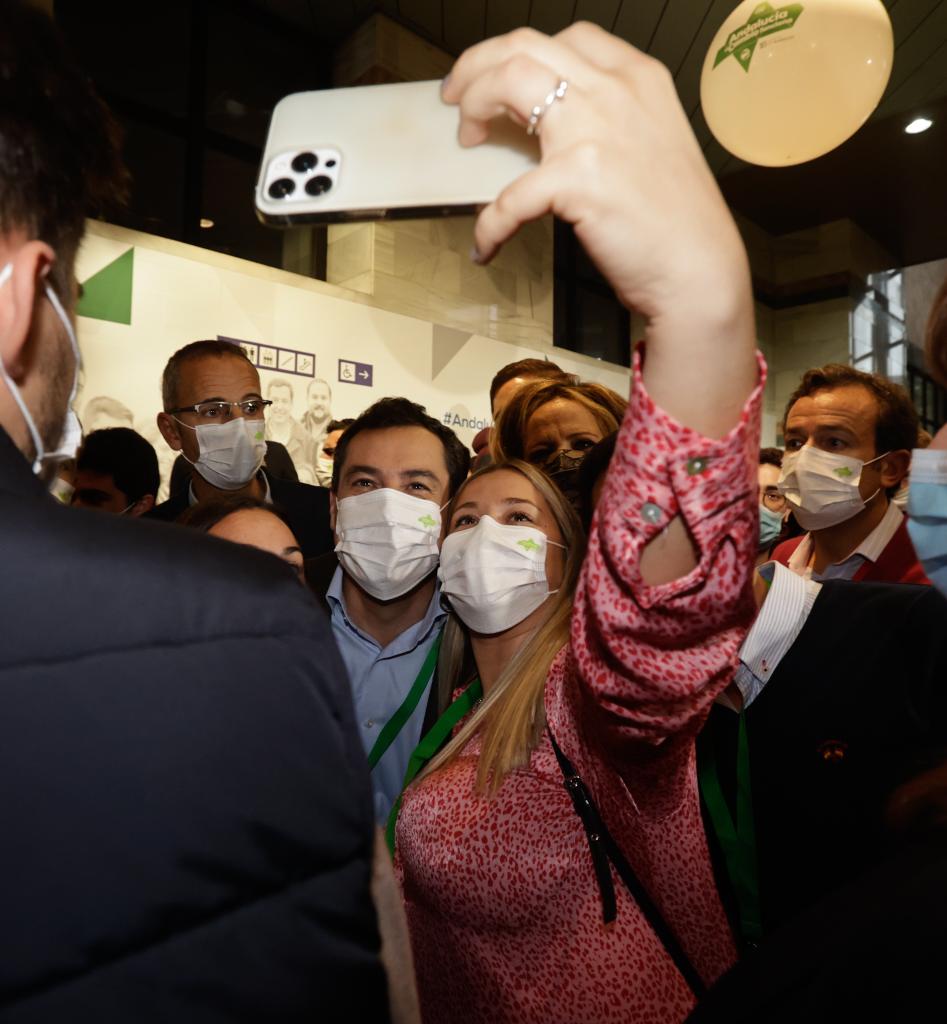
[77,248,134,324]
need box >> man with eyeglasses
[150,339,333,558]
[757,446,791,564]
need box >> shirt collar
[188,469,272,507]
[789,499,903,575]
[852,499,903,562]
[327,564,446,657]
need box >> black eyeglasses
[761,487,787,512]
[169,399,272,420]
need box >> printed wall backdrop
[75,223,631,499]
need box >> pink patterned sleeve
[568,348,766,758]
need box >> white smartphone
[254,79,540,225]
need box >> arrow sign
[339,359,373,387]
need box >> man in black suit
[698,565,947,950]
[149,339,333,558]
[0,4,388,1019]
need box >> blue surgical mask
[906,448,947,598]
[758,504,784,551]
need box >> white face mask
[335,487,442,601]
[176,416,267,491]
[0,261,82,473]
[778,445,885,531]
[438,515,563,635]
[49,476,75,505]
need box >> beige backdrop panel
[75,223,630,499]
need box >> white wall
[75,222,630,497]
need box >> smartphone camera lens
[268,177,296,199]
[292,152,318,173]
[305,175,333,196]
[325,158,337,168]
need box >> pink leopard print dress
[397,353,765,1024]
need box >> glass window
[884,341,905,384]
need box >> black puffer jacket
[0,428,388,1023]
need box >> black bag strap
[547,726,708,1000]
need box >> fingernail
[441,73,451,93]
[469,245,483,265]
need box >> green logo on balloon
[714,2,804,73]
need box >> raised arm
[443,21,758,582]
[444,23,762,761]
[571,352,763,760]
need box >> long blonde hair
[491,379,628,463]
[424,460,585,794]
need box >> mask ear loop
[169,416,201,468]
[862,450,892,508]
[0,263,47,472]
[545,537,568,595]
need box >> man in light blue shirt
[306,398,470,824]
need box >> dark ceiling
[54,0,947,273]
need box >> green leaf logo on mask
[517,538,542,553]
[834,467,854,478]
[713,2,804,73]
[254,430,264,441]
[418,514,438,529]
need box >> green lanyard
[385,677,483,855]
[366,634,442,771]
[698,710,762,945]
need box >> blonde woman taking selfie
[391,22,764,1024]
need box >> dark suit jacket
[148,470,333,559]
[305,551,443,735]
[0,426,387,1021]
[772,516,930,584]
[698,579,947,943]
[689,833,947,1023]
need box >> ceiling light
[905,118,933,135]
[199,217,214,229]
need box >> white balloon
[700,0,893,167]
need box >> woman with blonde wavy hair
[394,18,763,1024]
[430,459,585,782]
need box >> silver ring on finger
[526,79,568,136]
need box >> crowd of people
[3,4,947,1022]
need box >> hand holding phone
[443,23,757,441]
[255,79,539,225]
